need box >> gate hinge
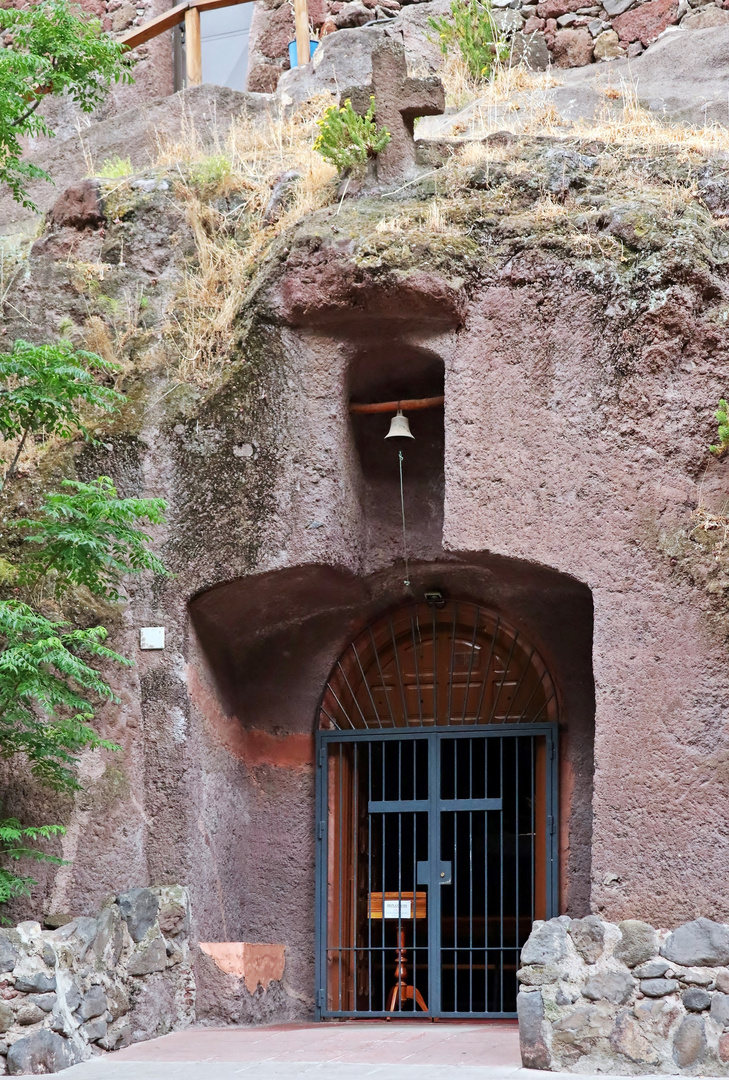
[318,820,325,840]
[317,988,325,1008]
[319,747,327,768]
[548,814,556,835]
[550,741,556,761]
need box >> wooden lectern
[368,891,428,1012]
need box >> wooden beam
[185,5,202,86]
[190,0,255,12]
[293,0,310,66]
[120,0,188,49]
[349,396,445,414]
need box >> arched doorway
[315,600,559,1019]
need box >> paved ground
[46,1022,643,1080]
[51,1023,520,1079]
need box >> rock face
[519,916,729,1073]
[0,887,194,1074]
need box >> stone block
[521,920,569,966]
[25,993,56,1013]
[640,978,678,997]
[719,1031,729,1062]
[0,936,19,975]
[716,968,729,994]
[710,991,729,1028]
[612,0,679,42]
[683,987,711,1011]
[616,920,659,967]
[0,1005,12,1034]
[93,905,124,966]
[518,990,550,1069]
[609,1009,661,1066]
[634,960,671,979]
[593,28,624,59]
[568,915,605,964]
[77,985,108,1021]
[49,180,104,231]
[6,1030,80,1075]
[673,1014,707,1067]
[13,973,56,994]
[662,919,729,968]
[80,1016,108,1043]
[117,888,160,943]
[582,970,635,1004]
[127,934,167,976]
[14,1003,45,1026]
[552,26,594,65]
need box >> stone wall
[0,887,194,1076]
[247,0,729,93]
[518,916,729,1074]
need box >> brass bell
[385,409,414,440]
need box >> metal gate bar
[315,724,557,1019]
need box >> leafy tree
[0,0,134,207]
[18,477,169,600]
[314,97,391,174]
[0,338,122,484]
[428,0,508,81]
[710,398,729,457]
[0,819,65,907]
[0,600,126,793]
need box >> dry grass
[691,505,729,554]
[152,98,338,384]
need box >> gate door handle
[439,861,452,885]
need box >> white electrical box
[140,627,165,650]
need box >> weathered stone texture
[0,888,194,1074]
[520,916,729,1073]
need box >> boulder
[710,991,729,1028]
[614,920,659,967]
[552,26,595,65]
[117,888,159,943]
[49,180,104,231]
[0,1004,13,1033]
[559,24,729,127]
[683,987,711,1011]
[80,1016,108,1042]
[582,970,635,1004]
[610,1009,662,1066]
[77,985,108,1021]
[662,919,729,967]
[13,973,56,994]
[521,920,569,965]
[127,934,167,976]
[716,968,729,994]
[593,28,625,58]
[6,1030,81,1075]
[673,1014,707,1067]
[681,5,729,27]
[517,990,550,1068]
[0,934,19,974]
[633,960,671,978]
[568,915,605,964]
[93,905,124,967]
[640,977,678,997]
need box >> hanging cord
[398,449,410,587]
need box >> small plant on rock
[710,399,729,457]
[314,96,391,173]
[428,0,508,82]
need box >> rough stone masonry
[519,916,729,1074]
[0,887,194,1075]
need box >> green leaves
[710,399,729,457]
[428,0,508,82]
[0,338,122,483]
[0,600,125,792]
[0,0,134,207]
[314,97,391,174]
[18,476,169,601]
[0,819,65,910]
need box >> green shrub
[710,398,729,456]
[97,156,134,179]
[428,0,508,81]
[314,97,391,173]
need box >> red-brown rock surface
[613,0,679,42]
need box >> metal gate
[314,602,559,1020]
[316,727,557,1019]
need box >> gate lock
[417,860,452,885]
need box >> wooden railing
[120,0,310,88]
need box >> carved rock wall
[519,916,729,1075]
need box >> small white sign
[140,627,165,650]
[383,900,412,919]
